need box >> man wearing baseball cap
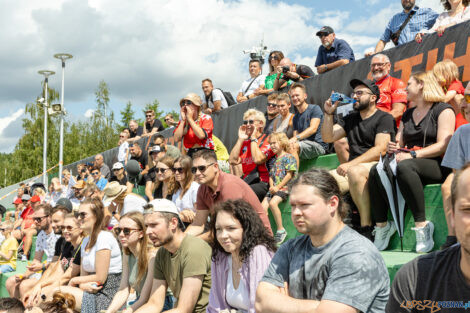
[315,26,355,74]
[11,195,41,261]
[321,78,395,241]
[137,199,211,313]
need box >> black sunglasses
[267,102,277,107]
[91,172,99,175]
[156,167,171,174]
[114,227,140,236]
[191,163,215,174]
[180,100,193,107]
[242,120,255,125]
[173,167,184,174]
[146,114,153,117]
[269,56,279,61]
[33,215,48,223]
[0,228,6,231]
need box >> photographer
[273,58,314,91]
[321,79,395,240]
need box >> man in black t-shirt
[273,57,315,91]
[128,120,144,141]
[387,164,470,312]
[130,142,149,176]
[321,78,395,240]
[143,110,165,137]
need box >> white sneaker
[412,221,434,253]
[21,254,28,261]
[373,222,397,251]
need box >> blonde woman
[369,71,455,253]
[106,212,155,313]
[229,109,275,202]
[173,93,214,158]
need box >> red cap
[13,198,22,204]
[30,195,41,203]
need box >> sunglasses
[242,120,255,125]
[119,135,126,138]
[267,102,277,107]
[269,56,279,61]
[146,114,153,117]
[464,94,470,103]
[60,225,76,232]
[156,167,171,174]
[173,167,184,174]
[180,100,193,107]
[33,215,48,223]
[0,228,5,231]
[91,172,99,176]
[114,227,140,236]
[191,163,215,174]
[164,118,171,122]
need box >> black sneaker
[358,226,374,242]
[440,235,457,250]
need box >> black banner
[65,21,470,174]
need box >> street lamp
[53,53,73,178]
[38,70,55,185]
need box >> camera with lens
[282,66,290,73]
[81,169,87,173]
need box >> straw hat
[102,181,127,203]
[179,93,202,107]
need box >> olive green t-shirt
[154,235,211,313]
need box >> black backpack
[207,88,237,107]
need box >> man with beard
[136,199,211,313]
[386,163,470,312]
[315,26,355,74]
[321,79,395,240]
[263,93,280,135]
[6,204,61,298]
[371,54,407,122]
[366,0,438,55]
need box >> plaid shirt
[380,6,438,46]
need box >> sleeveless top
[273,113,294,138]
[128,254,146,296]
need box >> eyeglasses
[164,118,171,122]
[60,225,76,232]
[191,163,215,174]
[113,168,122,172]
[242,120,255,125]
[371,62,389,68]
[146,114,153,118]
[318,33,329,38]
[91,172,99,176]
[267,102,277,107]
[268,56,279,61]
[180,100,193,107]
[464,94,470,103]
[156,167,171,174]
[113,227,140,236]
[351,90,373,97]
[76,212,88,220]
[33,215,48,223]
[173,167,184,174]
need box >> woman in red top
[174,93,214,158]
[433,59,468,130]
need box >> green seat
[0,261,28,298]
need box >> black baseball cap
[316,26,334,37]
[349,78,380,99]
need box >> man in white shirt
[201,78,228,114]
[236,59,266,103]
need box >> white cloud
[84,109,95,118]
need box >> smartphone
[398,148,411,153]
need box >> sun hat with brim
[112,162,124,170]
[102,181,128,203]
[179,93,202,107]
[73,180,86,190]
[13,198,22,205]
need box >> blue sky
[0,0,443,153]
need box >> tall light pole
[38,70,55,185]
[53,53,73,178]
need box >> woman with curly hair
[207,199,276,313]
[152,156,178,200]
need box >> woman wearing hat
[102,181,147,228]
[173,93,214,158]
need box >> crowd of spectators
[1,0,470,312]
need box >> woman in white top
[172,155,199,224]
[57,199,122,313]
[102,181,146,228]
[416,0,470,42]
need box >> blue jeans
[162,295,175,311]
[0,264,14,273]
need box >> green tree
[120,101,135,128]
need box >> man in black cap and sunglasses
[315,26,355,75]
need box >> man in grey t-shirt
[256,168,389,313]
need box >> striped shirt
[380,6,439,46]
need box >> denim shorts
[0,264,14,273]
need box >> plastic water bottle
[330,92,356,105]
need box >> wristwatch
[251,138,258,143]
[296,135,301,141]
[409,151,417,158]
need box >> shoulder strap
[243,74,260,96]
[394,7,418,42]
